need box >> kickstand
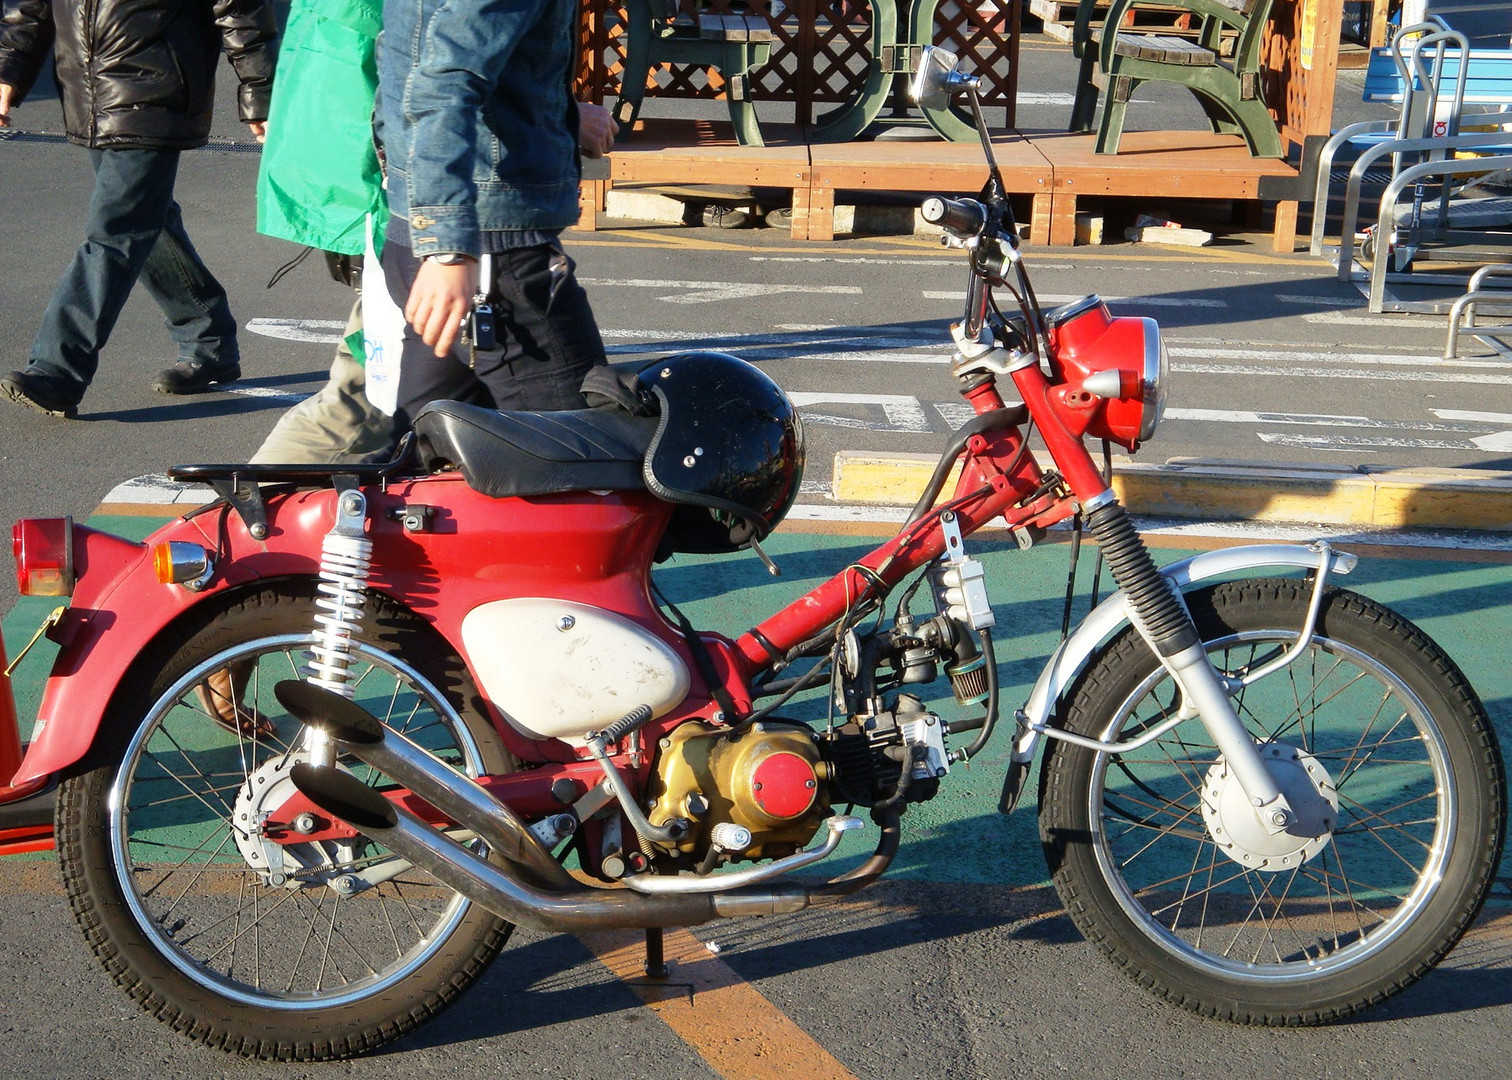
[644,928,669,979]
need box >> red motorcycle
[0,49,1503,1061]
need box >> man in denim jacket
[375,0,606,425]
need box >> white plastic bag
[360,215,405,416]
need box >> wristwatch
[426,252,476,266]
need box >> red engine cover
[750,751,819,820]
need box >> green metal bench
[1068,0,1282,157]
[613,0,775,147]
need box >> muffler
[275,680,573,891]
[277,681,823,931]
[289,762,723,930]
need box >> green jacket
[255,0,383,255]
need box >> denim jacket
[375,0,582,257]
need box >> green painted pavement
[3,516,1511,886]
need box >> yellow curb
[831,452,1512,532]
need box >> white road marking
[788,392,932,432]
[245,318,347,343]
[1274,294,1365,306]
[923,291,1227,307]
[1258,432,1477,450]
[579,278,862,304]
[1172,361,1512,385]
[1301,310,1436,327]
[1166,407,1477,433]
[1435,409,1512,422]
[1170,345,1508,370]
[225,386,309,402]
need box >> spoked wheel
[57,586,515,1060]
[1039,578,1505,1024]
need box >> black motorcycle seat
[412,400,658,499]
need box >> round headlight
[1138,317,1169,444]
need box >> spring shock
[307,487,373,697]
[1084,501,1195,657]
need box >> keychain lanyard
[467,253,497,367]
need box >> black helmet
[637,352,804,553]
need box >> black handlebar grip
[921,196,987,237]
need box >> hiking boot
[153,357,242,394]
[0,369,80,419]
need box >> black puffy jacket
[0,0,276,150]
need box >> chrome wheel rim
[108,634,487,1009]
[1089,629,1455,983]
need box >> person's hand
[405,257,478,358]
[577,102,618,158]
[247,119,268,143]
[0,83,15,129]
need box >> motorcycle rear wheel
[1039,578,1504,1024]
[57,584,515,1060]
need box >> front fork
[1081,498,1293,830]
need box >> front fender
[1009,542,1357,764]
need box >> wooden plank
[595,124,1299,245]
[1036,129,1298,200]
[808,135,1053,193]
[792,183,836,241]
[1271,198,1299,252]
[1031,191,1060,246]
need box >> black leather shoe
[153,358,242,395]
[0,369,80,419]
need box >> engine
[639,522,993,871]
[644,720,831,862]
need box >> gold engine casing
[647,721,828,858]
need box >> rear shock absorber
[304,487,373,765]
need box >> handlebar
[921,196,987,239]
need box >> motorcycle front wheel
[1039,578,1504,1024]
[56,584,515,1060]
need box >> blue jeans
[28,148,239,401]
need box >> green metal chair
[614,0,775,147]
[1068,0,1282,157]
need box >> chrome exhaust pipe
[289,763,726,931]
[276,680,575,890]
[278,681,889,930]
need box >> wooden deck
[579,119,1308,249]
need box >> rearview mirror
[910,46,979,111]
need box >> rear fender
[10,510,327,787]
[1010,542,1358,765]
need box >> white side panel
[461,599,691,741]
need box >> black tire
[1039,578,1505,1024]
[57,584,516,1060]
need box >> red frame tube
[738,402,1064,672]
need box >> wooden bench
[613,0,775,147]
[1068,0,1282,157]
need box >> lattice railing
[577,0,1020,128]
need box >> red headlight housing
[1043,296,1169,452]
[13,517,76,597]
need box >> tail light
[1044,296,1169,451]
[12,517,75,597]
